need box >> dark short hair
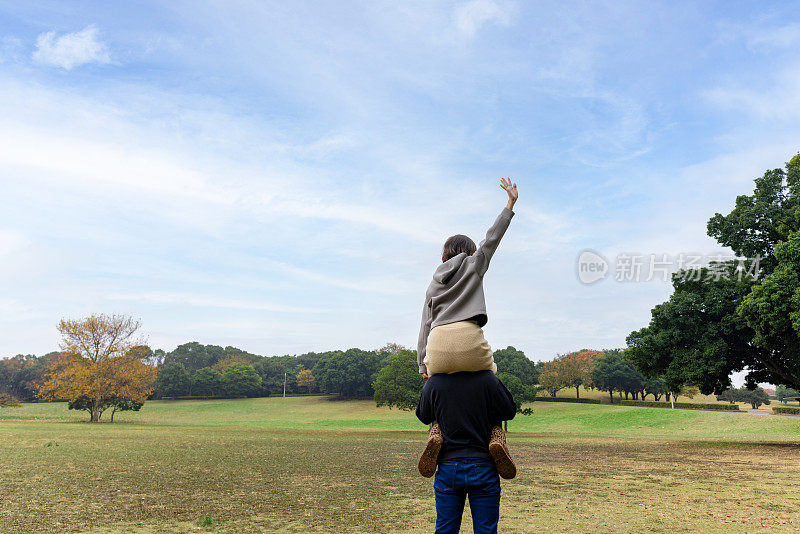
[442,234,476,262]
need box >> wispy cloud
[33,25,111,69]
[702,62,800,120]
[454,0,513,38]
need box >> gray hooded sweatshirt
[417,207,515,374]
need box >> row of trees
[717,387,771,409]
[591,350,672,402]
[534,349,673,402]
[372,345,542,412]
[0,319,414,421]
[154,346,386,399]
[370,344,702,412]
[0,339,388,404]
[1,328,711,421]
[539,349,602,398]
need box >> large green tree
[313,348,382,398]
[626,263,761,393]
[157,362,191,397]
[493,346,541,385]
[716,387,771,409]
[220,363,262,397]
[642,376,669,401]
[628,153,800,392]
[191,367,221,397]
[496,372,535,413]
[737,229,800,388]
[164,342,225,373]
[373,349,424,410]
[591,350,645,402]
[707,154,800,274]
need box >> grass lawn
[3,397,800,533]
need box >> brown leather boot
[418,423,443,477]
[489,424,516,479]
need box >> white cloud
[32,25,111,70]
[702,62,800,120]
[454,0,512,38]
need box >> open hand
[500,177,518,209]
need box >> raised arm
[473,178,518,277]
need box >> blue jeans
[434,458,501,534]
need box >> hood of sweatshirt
[432,252,469,285]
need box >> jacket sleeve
[415,381,434,424]
[490,378,517,424]
[473,207,514,277]
[417,297,433,374]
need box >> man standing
[416,370,517,534]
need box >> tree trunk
[91,399,101,422]
[110,407,117,423]
[576,386,580,399]
[503,420,507,432]
[609,390,614,403]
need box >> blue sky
[1,1,799,379]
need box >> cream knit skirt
[424,319,497,376]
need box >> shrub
[619,400,739,411]
[772,406,800,415]
[533,396,601,404]
[0,393,21,407]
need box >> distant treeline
[6,341,770,409]
[0,343,544,403]
[0,342,377,401]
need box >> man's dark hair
[442,234,476,262]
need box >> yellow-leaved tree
[296,369,314,394]
[38,314,157,422]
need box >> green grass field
[3,397,800,533]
